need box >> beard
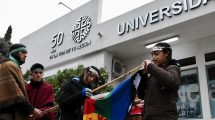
[12,53,25,65]
[19,59,25,65]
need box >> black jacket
[59,78,86,120]
[137,59,181,120]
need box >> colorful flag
[83,72,141,120]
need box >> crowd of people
[0,42,181,120]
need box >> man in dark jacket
[137,42,181,120]
[59,66,100,120]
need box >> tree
[0,38,7,59]
[23,70,31,83]
[4,25,12,45]
[0,25,13,59]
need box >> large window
[206,65,215,118]
[177,68,202,119]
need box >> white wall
[43,50,113,77]
[20,0,215,73]
[20,0,102,73]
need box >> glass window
[206,65,215,118]
[178,56,196,67]
[205,52,215,62]
[177,68,203,119]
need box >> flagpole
[92,64,143,93]
[41,105,59,115]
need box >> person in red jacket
[25,63,55,120]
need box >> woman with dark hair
[138,42,181,120]
[59,66,100,120]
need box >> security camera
[97,32,102,37]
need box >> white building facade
[20,0,215,119]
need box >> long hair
[80,66,100,89]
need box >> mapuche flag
[83,72,141,120]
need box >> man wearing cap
[137,42,181,120]
[25,63,55,120]
[59,66,100,120]
[0,44,42,120]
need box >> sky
[0,0,154,44]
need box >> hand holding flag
[83,71,142,120]
[82,88,93,97]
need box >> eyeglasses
[33,71,43,74]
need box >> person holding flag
[58,66,100,120]
[138,42,181,120]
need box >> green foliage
[0,38,7,59]
[0,25,13,59]
[4,25,12,45]
[96,67,113,94]
[44,65,113,105]
[23,70,30,82]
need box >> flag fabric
[83,72,141,120]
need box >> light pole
[58,2,72,11]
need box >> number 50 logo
[51,32,64,48]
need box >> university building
[20,0,215,119]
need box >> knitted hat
[30,63,44,71]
